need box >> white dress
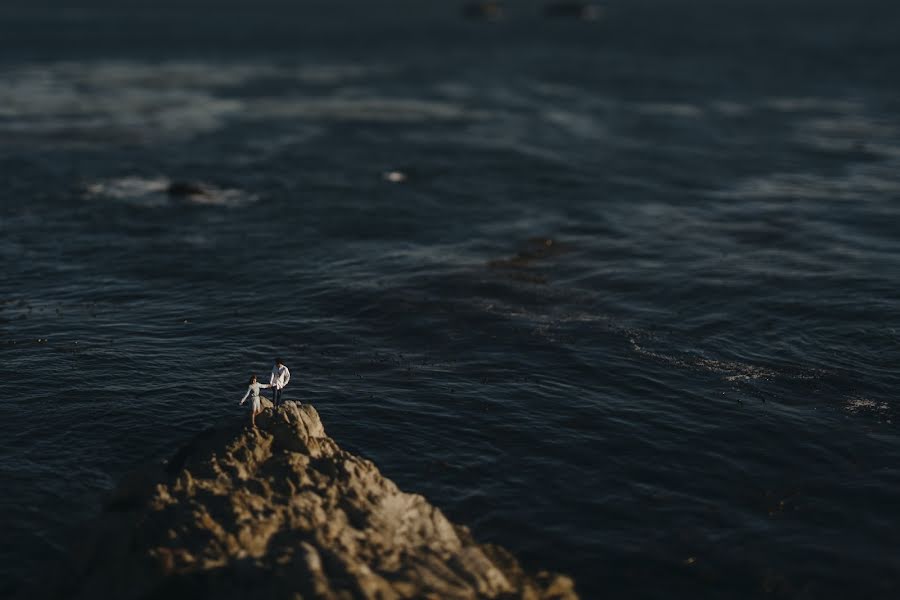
[240,381,268,412]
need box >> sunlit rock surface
[37,402,578,599]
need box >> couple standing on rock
[239,358,291,427]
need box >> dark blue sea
[1,1,899,598]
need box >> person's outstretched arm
[239,386,251,405]
[259,383,272,389]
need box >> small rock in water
[166,181,210,197]
[383,170,408,183]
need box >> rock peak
[32,402,578,599]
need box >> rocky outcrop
[36,402,578,600]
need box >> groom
[269,357,291,407]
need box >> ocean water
[1,1,899,598]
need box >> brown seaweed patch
[486,237,570,284]
[487,237,570,269]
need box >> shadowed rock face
[36,402,578,600]
[166,181,211,198]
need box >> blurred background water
[1,1,899,598]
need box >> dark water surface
[2,1,899,598]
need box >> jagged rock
[33,402,578,600]
[166,181,211,198]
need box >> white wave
[714,97,900,202]
[709,101,751,117]
[845,396,890,415]
[0,60,396,143]
[764,97,864,113]
[792,115,900,159]
[845,396,888,413]
[83,177,256,207]
[85,177,165,198]
[628,334,820,383]
[0,60,378,99]
[714,168,900,202]
[635,102,704,119]
[541,109,607,139]
[250,96,486,122]
[800,115,896,138]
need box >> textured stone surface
[37,402,578,600]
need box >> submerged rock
[166,180,212,198]
[542,2,603,20]
[33,402,577,599]
[462,2,505,21]
[488,237,568,267]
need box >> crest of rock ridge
[34,401,578,600]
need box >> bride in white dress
[239,374,271,428]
